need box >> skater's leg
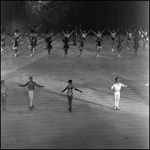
[28,91,34,109]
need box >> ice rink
[1,35,149,149]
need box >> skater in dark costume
[61,79,83,112]
[44,30,53,57]
[115,34,123,58]
[107,28,120,52]
[125,28,136,50]
[25,35,35,58]
[92,29,105,39]
[62,36,70,58]
[8,30,23,57]
[19,77,44,111]
[72,27,78,45]
[93,36,107,58]
[25,24,42,45]
[133,32,141,56]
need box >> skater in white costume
[19,77,44,111]
[109,77,128,110]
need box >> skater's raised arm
[132,29,136,34]
[125,29,128,34]
[62,30,65,35]
[79,28,82,35]
[92,30,97,35]
[116,28,120,34]
[68,23,71,28]
[101,29,105,35]
[37,24,42,31]
[86,29,91,35]
[68,30,74,37]
[92,37,97,41]
[107,28,112,34]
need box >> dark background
[1,1,149,34]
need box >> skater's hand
[42,85,44,88]
[80,91,83,93]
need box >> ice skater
[44,30,53,57]
[25,24,42,45]
[62,30,73,39]
[8,30,23,57]
[133,32,141,56]
[77,36,87,57]
[107,28,120,52]
[1,80,8,112]
[1,34,7,52]
[109,77,128,110]
[79,28,91,40]
[139,28,149,50]
[93,36,107,58]
[61,79,83,112]
[25,35,35,58]
[19,77,44,111]
[67,23,78,45]
[92,29,105,39]
[62,36,70,58]
[115,34,124,58]
[125,28,136,50]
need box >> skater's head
[115,77,119,83]
[68,79,73,85]
[1,80,5,85]
[83,30,86,33]
[29,77,33,81]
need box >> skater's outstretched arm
[61,87,67,93]
[35,83,44,88]
[75,88,83,93]
[121,83,128,87]
[19,82,28,87]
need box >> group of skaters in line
[1,24,149,58]
[1,77,130,112]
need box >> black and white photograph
[1,1,149,149]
